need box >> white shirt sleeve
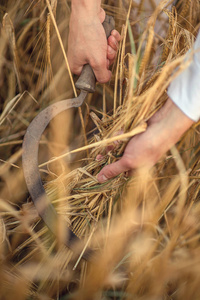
[167,31,200,122]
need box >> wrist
[71,0,101,17]
[148,98,194,151]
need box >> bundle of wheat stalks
[0,0,200,299]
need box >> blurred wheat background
[0,0,200,299]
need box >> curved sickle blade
[22,90,92,261]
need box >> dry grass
[0,0,200,299]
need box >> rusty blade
[22,90,92,261]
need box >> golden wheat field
[0,0,200,299]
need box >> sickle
[22,15,115,261]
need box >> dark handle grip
[75,15,115,93]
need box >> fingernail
[96,154,104,161]
[97,174,108,183]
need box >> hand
[97,98,194,183]
[68,2,121,83]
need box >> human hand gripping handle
[68,1,121,84]
[75,15,115,93]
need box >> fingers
[70,55,112,83]
[97,156,130,183]
[111,29,121,42]
[107,47,116,67]
[108,30,121,50]
[107,45,116,61]
[91,29,121,82]
[68,47,112,83]
[91,61,112,83]
[107,30,121,66]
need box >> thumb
[68,59,83,76]
[92,65,112,84]
[97,158,129,183]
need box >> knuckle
[97,77,107,84]
[92,57,106,69]
[90,57,111,83]
[71,66,81,75]
[121,156,135,170]
[108,52,116,60]
[107,47,116,59]
[97,72,111,84]
[108,36,118,50]
[112,29,121,41]
[67,59,81,75]
[109,59,115,67]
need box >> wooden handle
[75,15,115,93]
